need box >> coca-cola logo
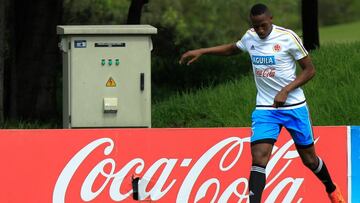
[53,136,319,202]
[255,68,276,78]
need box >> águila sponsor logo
[53,137,315,202]
[251,55,276,65]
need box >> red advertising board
[0,127,347,202]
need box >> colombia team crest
[273,43,281,52]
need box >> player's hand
[273,89,289,108]
[179,50,203,66]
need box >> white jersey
[236,24,308,109]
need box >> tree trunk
[127,0,149,24]
[0,0,5,121]
[302,0,320,50]
[7,0,63,121]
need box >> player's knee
[301,157,318,170]
[251,150,270,166]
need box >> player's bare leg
[249,142,273,203]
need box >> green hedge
[151,53,251,102]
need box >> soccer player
[179,3,345,203]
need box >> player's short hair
[250,3,271,16]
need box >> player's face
[250,14,273,39]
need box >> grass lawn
[320,21,360,44]
[295,20,360,44]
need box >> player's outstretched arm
[179,43,240,66]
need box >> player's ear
[268,16,273,24]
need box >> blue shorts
[251,105,314,147]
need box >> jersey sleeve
[235,32,249,52]
[287,31,308,60]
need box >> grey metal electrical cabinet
[57,25,157,128]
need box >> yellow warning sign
[106,77,116,87]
